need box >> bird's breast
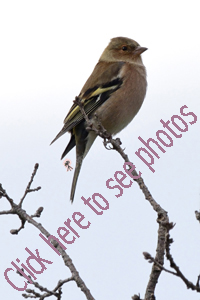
[93,63,147,135]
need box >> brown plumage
[51,37,147,202]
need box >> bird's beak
[134,46,148,56]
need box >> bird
[51,36,147,202]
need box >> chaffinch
[51,37,147,202]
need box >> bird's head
[99,37,147,64]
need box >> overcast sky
[1,1,200,299]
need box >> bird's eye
[122,46,128,51]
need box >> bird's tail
[70,128,97,203]
[70,157,83,203]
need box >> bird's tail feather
[70,158,83,203]
[50,127,67,145]
[61,134,76,160]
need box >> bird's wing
[51,61,125,144]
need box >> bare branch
[0,209,13,215]
[19,163,41,207]
[196,275,200,288]
[53,277,74,292]
[17,268,73,299]
[132,294,141,300]
[31,207,44,218]
[143,252,177,276]
[0,183,14,205]
[0,165,95,300]
[195,210,200,222]
[23,280,59,299]
[165,232,200,292]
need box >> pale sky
[1,1,200,299]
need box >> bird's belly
[93,76,147,135]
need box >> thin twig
[165,232,200,292]
[143,252,177,276]
[19,163,41,207]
